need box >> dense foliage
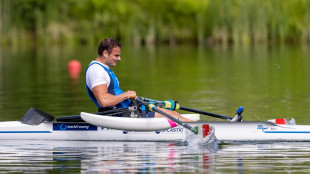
[1,0,310,46]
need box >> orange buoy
[68,60,82,79]
[68,60,81,73]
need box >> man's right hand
[124,90,136,99]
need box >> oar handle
[179,106,233,121]
[135,97,198,134]
[135,97,148,105]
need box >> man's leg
[154,108,194,122]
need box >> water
[1,44,310,173]
[1,140,310,173]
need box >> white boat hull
[1,119,310,142]
[206,121,310,142]
[0,121,190,141]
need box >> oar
[179,106,244,122]
[178,106,233,121]
[135,97,199,134]
[139,97,243,121]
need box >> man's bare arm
[92,84,136,107]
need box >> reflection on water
[1,45,310,122]
[1,140,310,173]
[0,141,215,173]
[1,45,310,173]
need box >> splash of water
[287,118,296,125]
[185,125,219,148]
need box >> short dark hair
[98,38,122,56]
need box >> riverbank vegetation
[1,0,310,47]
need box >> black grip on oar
[135,97,198,134]
[135,97,148,106]
[179,106,233,121]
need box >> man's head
[98,38,122,56]
[97,38,122,67]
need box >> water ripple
[1,141,310,173]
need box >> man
[85,38,192,121]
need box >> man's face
[104,46,121,67]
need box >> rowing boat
[0,115,211,142]
[1,113,310,142]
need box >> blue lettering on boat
[53,123,97,131]
[159,128,184,133]
[257,125,268,131]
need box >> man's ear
[103,50,109,57]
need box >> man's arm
[92,84,136,108]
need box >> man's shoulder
[88,61,109,69]
[87,62,109,76]
[87,63,105,73]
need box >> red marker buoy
[68,60,81,79]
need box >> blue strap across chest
[85,62,131,109]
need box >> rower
[85,38,193,122]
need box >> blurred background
[1,0,310,123]
[1,0,310,47]
[2,2,310,173]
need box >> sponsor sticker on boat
[157,128,184,134]
[257,125,268,131]
[119,128,184,135]
[53,123,97,131]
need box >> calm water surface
[1,140,310,173]
[1,44,310,173]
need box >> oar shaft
[151,107,198,134]
[135,97,148,105]
[179,106,233,121]
[135,97,198,134]
[152,106,193,130]
[140,97,234,121]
